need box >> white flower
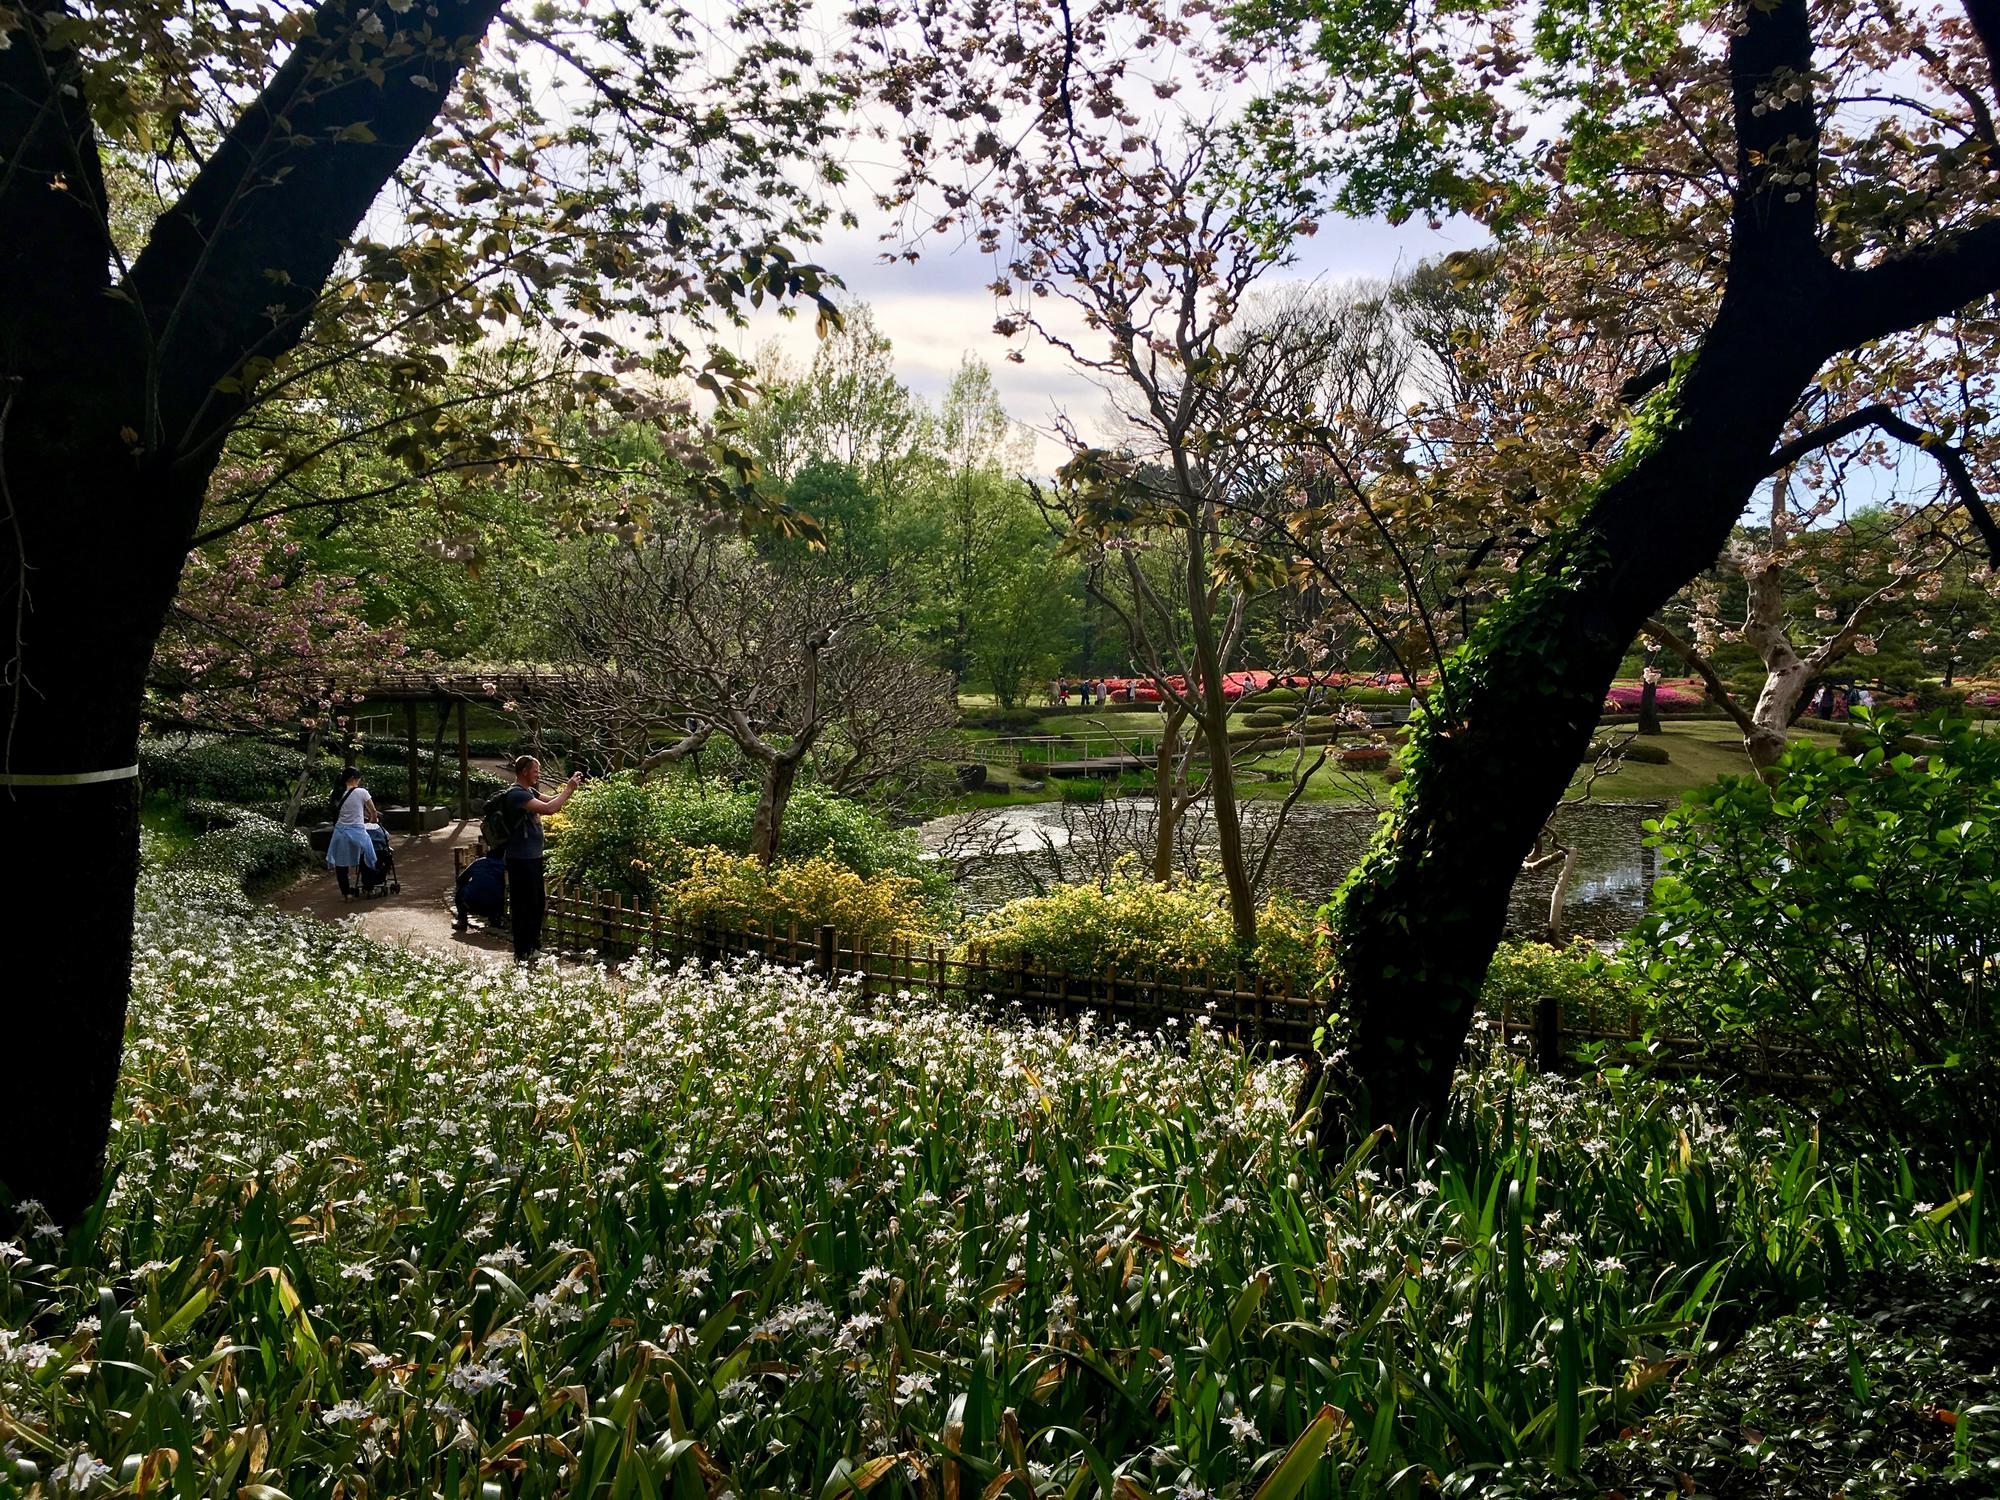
[54,1452,110,1494]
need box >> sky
[726,203,1485,471]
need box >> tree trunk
[1636,677,1662,735]
[748,754,802,865]
[1152,708,1186,882]
[0,453,195,1227]
[1326,299,1831,1144]
[282,721,327,830]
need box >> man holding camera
[495,755,583,962]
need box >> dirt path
[273,816,517,965]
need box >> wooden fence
[539,885,1824,1085]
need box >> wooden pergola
[342,669,562,821]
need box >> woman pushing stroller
[326,766,383,899]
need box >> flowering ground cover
[2,878,1994,1497]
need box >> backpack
[481,789,527,855]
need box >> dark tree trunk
[1636,677,1662,735]
[0,0,503,1222]
[1326,306,1830,1143]
[0,437,198,1226]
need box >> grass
[1,876,1993,1498]
[137,792,200,863]
[953,719,1771,813]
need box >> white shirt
[334,786,372,827]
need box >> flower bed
[3,883,1988,1498]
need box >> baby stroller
[357,826,400,896]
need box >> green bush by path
[545,774,946,909]
[166,805,315,897]
[1,884,1991,1498]
[139,734,316,804]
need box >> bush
[1335,744,1393,766]
[959,866,1320,990]
[1239,710,1289,728]
[353,742,508,803]
[649,848,939,946]
[962,706,1043,732]
[1634,715,2000,1158]
[168,807,314,896]
[1054,776,1106,803]
[1481,939,1632,1027]
[1590,737,1671,765]
[546,774,944,907]
[139,734,316,803]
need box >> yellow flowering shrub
[657,848,940,948]
[957,866,1322,990]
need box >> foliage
[649,849,940,947]
[2,885,1993,1498]
[960,866,1321,990]
[166,809,315,898]
[151,517,409,735]
[1492,1267,2000,1498]
[1480,940,1632,1029]
[545,775,942,903]
[1635,715,2000,1159]
[138,736,317,805]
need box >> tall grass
[0,875,1989,1497]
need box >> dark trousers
[507,857,546,960]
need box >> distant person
[1123,679,1135,702]
[326,767,379,900]
[1057,678,1070,705]
[487,756,582,962]
[1815,684,1837,718]
[1856,686,1874,710]
[1097,679,1108,706]
[1843,684,1861,716]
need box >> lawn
[2,876,1992,1498]
[964,717,1774,810]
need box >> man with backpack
[482,755,582,961]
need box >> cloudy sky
[727,204,1485,469]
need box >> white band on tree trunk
[0,765,141,787]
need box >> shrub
[1054,776,1106,803]
[1633,715,2000,1158]
[654,848,938,946]
[1239,710,1289,728]
[1589,737,1671,765]
[546,774,944,907]
[139,734,316,803]
[1336,744,1393,766]
[959,867,1321,990]
[1481,939,1632,1028]
[168,808,314,896]
[962,706,1043,732]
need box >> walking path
[273,816,516,964]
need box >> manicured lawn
[954,716,1775,810]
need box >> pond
[923,797,1662,941]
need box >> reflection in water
[925,799,1660,940]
